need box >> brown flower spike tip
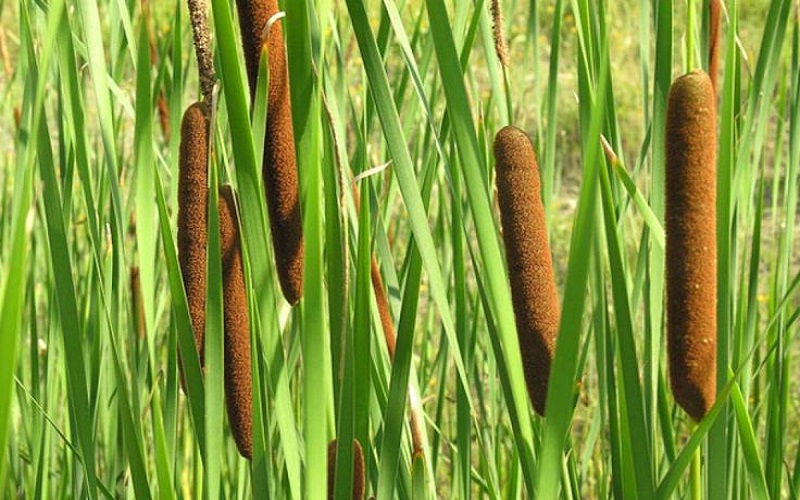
[493,126,561,416]
[178,101,210,369]
[219,186,253,459]
[327,439,365,500]
[665,70,717,421]
[235,0,304,305]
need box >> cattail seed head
[234,0,304,305]
[494,126,560,416]
[157,93,171,143]
[178,101,210,369]
[370,259,397,359]
[327,439,365,500]
[219,185,253,459]
[665,70,717,421]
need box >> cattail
[665,70,717,421]
[327,439,365,500]
[178,101,209,369]
[371,259,397,359]
[219,185,253,459]
[130,266,145,339]
[235,0,304,305]
[493,126,560,416]
[708,0,722,96]
[157,93,171,143]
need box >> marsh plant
[0,0,798,498]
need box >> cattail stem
[691,447,702,500]
[219,186,253,459]
[186,0,216,103]
[665,70,717,421]
[235,0,303,305]
[494,125,560,416]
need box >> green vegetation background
[0,0,798,498]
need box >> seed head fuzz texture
[665,70,718,421]
[234,0,304,305]
[219,186,253,459]
[177,101,210,369]
[493,126,560,416]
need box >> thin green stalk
[691,448,701,500]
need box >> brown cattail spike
[708,0,722,96]
[157,94,171,143]
[665,70,717,421]
[178,102,210,369]
[370,260,397,359]
[235,0,304,305]
[219,185,253,459]
[494,126,560,416]
[327,439,365,500]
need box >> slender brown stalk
[494,125,560,416]
[327,439,365,500]
[665,70,717,421]
[234,0,304,305]
[490,0,510,67]
[219,185,253,459]
[186,0,216,103]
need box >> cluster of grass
[1,0,799,498]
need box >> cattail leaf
[0,125,33,498]
[155,164,206,458]
[344,0,474,417]
[536,21,609,500]
[729,378,769,500]
[285,2,333,498]
[134,20,157,364]
[204,159,224,500]
[208,0,303,495]
[375,138,437,500]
